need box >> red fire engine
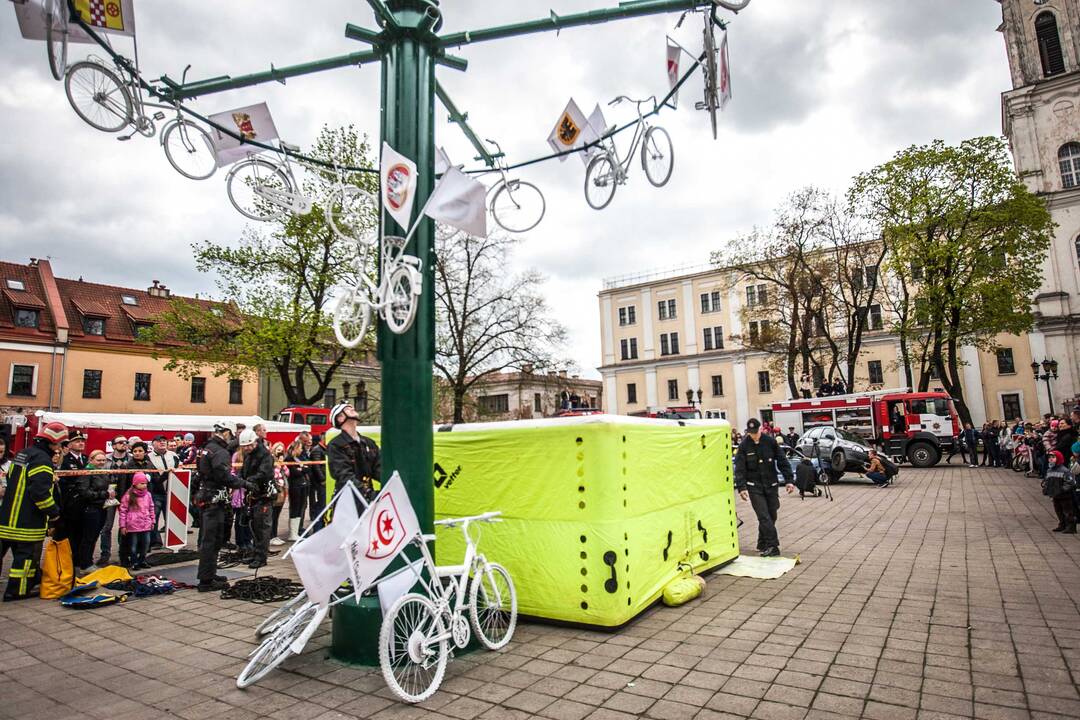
[771,387,961,467]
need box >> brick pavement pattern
[1,466,1079,720]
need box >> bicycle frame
[600,98,657,179]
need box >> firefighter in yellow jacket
[0,422,67,601]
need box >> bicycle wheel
[46,0,67,82]
[468,561,517,651]
[332,285,372,349]
[161,119,217,180]
[64,61,133,133]
[255,589,308,638]
[489,180,545,234]
[703,19,720,140]
[641,127,674,187]
[384,265,419,335]
[584,152,618,210]
[379,593,448,704]
[226,158,293,222]
[237,601,320,688]
[325,186,379,246]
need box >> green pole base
[330,594,383,666]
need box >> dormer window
[6,279,25,291]
[133,322,154,340]
[14,309,39,329]
[121,294,138,306]
[83,317,105,336]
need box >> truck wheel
[907,442,940,468]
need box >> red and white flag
[381,142,419,232]
[666,39,681,108]
[719,31,732,110]
[342,471,421,600]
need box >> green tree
[147,125,379,406]
[851,136,1054,423]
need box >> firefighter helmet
[36,421,69,444]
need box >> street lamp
[1032,358,1059,413]
[685,388,703,407]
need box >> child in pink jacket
[119,472,156,570]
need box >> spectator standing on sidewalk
[1044,450,1076,534]
[97,436,129,566]
[308,434,328,531]
[734,418,795,557]
[285,439,308,541]
[147,435,179,549]
[961,423,979,468]
[269,442,288,546]
[73,449,111,573]
[119,473,156,570]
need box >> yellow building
[597,264,1044,428]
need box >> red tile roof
[71,297,109,317]
[0,261,58,340]
[2,288,46,309]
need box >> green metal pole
[331,0,436,665]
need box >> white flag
[579,104,609,165]
[208,102,279,167]
[424,166,487,238]
[377,558,423,615]
[666,39,681,108]
[434,146,452,175]
[342,472,421,600]
[719,31,732,110]
[381,142,419,232]
[289,484,361,608]
[547,98,590,162]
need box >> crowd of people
[0,401,381,599]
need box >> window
[667,379,679,401]
[657,298,676,320]
[868,360,884,385]
[1035,11,1066,77]
[82,369,102,399]
[323,387,337,407]
[627,383,637,404]
[1001,393,1022,422]
[745,285,758,307]
[190,376,206,403]
[996,348,1016,375]
[14,308,39,328]
[6,279,25,290]
[618,306,637,326]
[757,285,768,306]
[83,317,104,336]
[711,375,724,397]
[306,413,328,426]
[9,364,35,396]
[356,382,369,412]
[703,328,713,351]
[534,393,542,413]
[910,261,924,281]
[758,371,771,393]
[229,379,244,404]
[120,294,138,306]
[760,409,774,423]
[700,291,721,313]
[479,394,509,414]
[660,332,679,356]
[620,338,639,360]
[133,322,154,340]
[749,321,768,343]
[863,266,878,289]
[869,304,883,331]
[1076,236,1080,271]
[1060,143,1080,189]
[670,332,679,354]
[134,372,151,401]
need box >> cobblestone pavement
[2,466,1080,720]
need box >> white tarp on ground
[716,555,799,579]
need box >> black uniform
[194,435,240,584]
[734,431,793,553]
[327,431,381,503]
[56,450,87,546]
[240,442,275,565]
[308,443,327,530]
[75,467,110,570]
[0,440,60,600]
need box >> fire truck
[770,387,961,467]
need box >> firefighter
[0,421,67,600]
[194,421,239,592]
[734,417,795,557]
[238,428,275,569]
[327,403,381,504]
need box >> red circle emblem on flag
[106,2,120,17]
[386,164,411,211]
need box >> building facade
[998,0,1080,411]
[435,370,603,423]
[0,258,258,418]
[258,353,381,424]
[597,266,1045,429]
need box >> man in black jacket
[308,434,328,531]
[327,403,381,504]
[960,423,979,469]
[195,422,239,591]
[238,428,275,569]
[735,418,795,557]
[56,432,88,551]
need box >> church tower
[998,0,1080,412]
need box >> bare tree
[433,229,568,423]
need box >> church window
[1035,12,1066,77]
[1075,236,1080,270]
[1059,143,1080,188]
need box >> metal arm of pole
[434,80,495,167]
[345,23,383,47]
[162,49,384,100]
[438,0,716,48]
[364,0,399,29]
[435,52,469,72]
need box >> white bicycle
[379,511,517,703]
[64,56,218,180]
[45,0,69,81]
[697,5,724,140]
[584,95,674,210]
[332,234,422,346]
[480,139,546,234]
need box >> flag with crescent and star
[342,471,421,601]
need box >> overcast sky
[0,1,1009,380]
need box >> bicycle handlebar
[434,510,503,527]
[609,95,657,108]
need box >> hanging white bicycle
[64,56,218,180]
[479,139,546,233]
[584,95,674,210]
[332,234,422,345]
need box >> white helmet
[238,428,258,446]
[213,420,237,435]
[330,402,355,428]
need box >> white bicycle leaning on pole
[583,95,674,210]
[333,233,423,345]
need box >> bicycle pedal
[152,111,166,121]
[694,102,706,110]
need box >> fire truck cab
[275,406,331,435]
[771,388,960,467]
